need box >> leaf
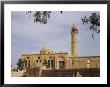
[97,30,100,33]
[34,19,35,23]
[90,26,93,30]
[48,14,50,18]
[60,11,63,14]
[92,34,94,39]
[81,18,85,24]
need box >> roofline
[69,56,100,58]
[22,53,55,56]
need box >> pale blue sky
[11,11,100,67]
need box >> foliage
[43,59,48,66]
[26,11,63,24]
[81,13,100,39]
[12,68,18,71]
[26,11,99,38]
[17,58,25,71]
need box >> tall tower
[71,24,78,57]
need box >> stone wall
[11,70,26,77]
[69,56,100,69]
[25,68,100,77]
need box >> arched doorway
[58,56,65,69]
[59,60,65,69]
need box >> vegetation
[17,58,25,71]
[26,11,100,38]
[43,59,48,66]
[81,13,100,39]
[26,11,62,24]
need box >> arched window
[72,59,75,64]
[25,60,27,67]
[28,62,30,67]
[36,60,38,63]
[39,60,41,63]
[27,57,29,59]
[38,57,40,59]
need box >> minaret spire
[71,24,78,57]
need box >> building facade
[21,24,100,70]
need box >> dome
[40,44,54,54]
[59,50,66,53]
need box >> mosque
[21,24,100,70]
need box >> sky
[11,11,100,68]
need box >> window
[38,57,40,59]
[29,60,30,62]
[51,60,53,68]
[27,57,29,59]
[28,63,30,66]
[25,60,27,67]
[47,60,50,68]
[36,60,38,63]
[72,60,74,64]
[39,60,41,63]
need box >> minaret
[71,24,78,57]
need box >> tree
[26,11,100,38]
[43,59,48,66]
[26,11,63,24]
[17,58,25,71]
[81,12,100,39]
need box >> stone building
[21,24,100,70]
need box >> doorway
[59,61,65,69]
